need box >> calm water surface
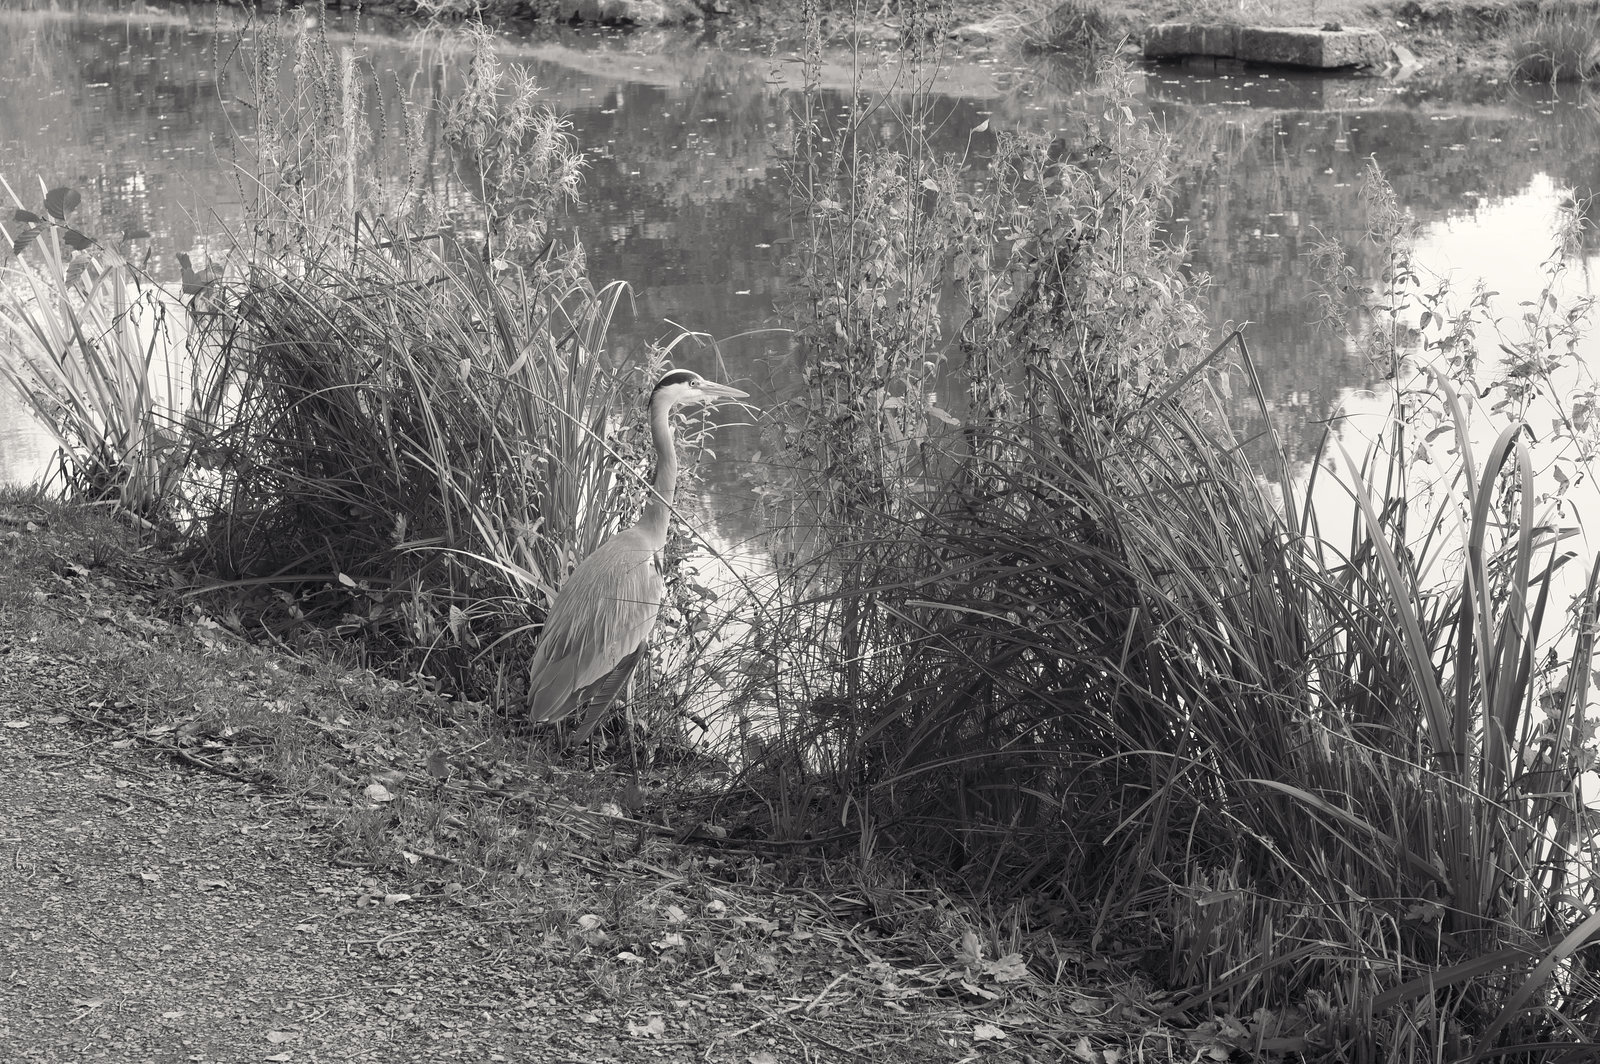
[4,0,1598,555]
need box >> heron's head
[650,369,750,410]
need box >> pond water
[3,0,1598,559]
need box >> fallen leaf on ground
[973,1022,1006,1041]
[627,1016,666,1038]
[985,952,1031,982]
[266,1031,301,1044]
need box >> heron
[526,368,749,743]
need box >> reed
[0,178,224,520]
[746,292,1600,1056]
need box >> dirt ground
[0,640,754,1064]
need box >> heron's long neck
[637,396,676,550]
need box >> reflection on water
[3,0,1598,554]
[1324,177,1600,575]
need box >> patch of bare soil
[2,706,540,1062]
[1,649,773,1063]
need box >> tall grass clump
[1511,3,1600,82]
[189,249,647,692]
[730,2,1600,1047]
[993,0,1120,55]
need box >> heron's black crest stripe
[653,369,700,392]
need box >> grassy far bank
[943,0,1600,83]
[7,5,1600,1063]
[395,0,1600,83]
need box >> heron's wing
[567,644,647,745]
[527,528,664,723]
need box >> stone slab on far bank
[1145,23,1389,69]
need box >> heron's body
[527,370,747,739]
[525,527,662,725]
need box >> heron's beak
[700,381,751,403]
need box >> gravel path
[0,646,791,1064]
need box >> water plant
[0,178,223,521]
[188,243,636,682]
[443,21,586,265]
